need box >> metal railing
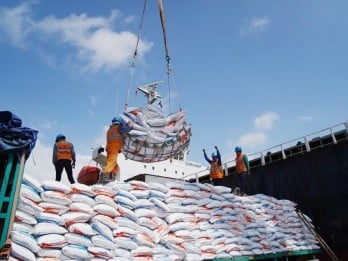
[183,121,348,182]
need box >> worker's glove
[72,161,76,169]
[202,149,205,153]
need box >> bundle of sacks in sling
[121,104,191,162]
[10,175,320,261]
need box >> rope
[125,0,148,110]
[157,0,171,74]
[157,0,184,113]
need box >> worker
[235,146,250,195]
[52,134,76,184]
[203,146,224,186]
[101,116,130,183]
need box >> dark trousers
[212,178,224,186]
[55,159,75,184]
[238,171,248,194]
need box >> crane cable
[125,0,148,110]
[157,0,182,111]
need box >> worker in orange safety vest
[52,134,76,184]
[203,145,224,186]
[235,146,250,195]
[102,116,131,182]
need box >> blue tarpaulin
[0,111,38,160]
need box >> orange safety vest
[56,140,73,160]
[235,153,247,174]
[107,124,123,143]
[210,161,224,179]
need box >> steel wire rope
[124,0,148,110]
[157,0,181,113]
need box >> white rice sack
[92,185,116,198]
[88,246,113,259]
[61,211,92,226]
[11,230,40,253]
[182,242,202,255]
[93,203,119,217]
[128,129,147,138]
[147,117,166,127]
[169,221,198,232]
[124,107,140,116]
[70,193,96,207]
[22,174,44,193]
[34,222,67,236]
[65,233,92,247]
[95,195,118,209]
[10,242,36,261]
[113,226,137,237]
[135,111,149,127]
[114,195,136,209]
[71,183,96,197]
[17,198,42,216]
[91,235,116,249]
[130,180,150,190]
[20,184,42,202]
[147,132,166,143]
[138,216,158,230]
[135,233,155,247]
[38,201,69,215]
[205,200,221,209]
[117,205,138,221]
[166,181,186,190]
[165,112,179,125]
[131,246,154,258]
[91,221,114,241]
[15,210,37,225]
[111,181,133,191]
[37,248,61,258]
[36,212,63,225]
[135,198,154,209]
[149,189,167,199]
[40,190,71,205]
[114,237,138,250]
[69,202,94,215]
[92,214,119,230]
[136,225,157,243]
[166,213,196,224]
[68,223,97,236]
[12,221,34,234]
[134,207,156,218]
[131,189,149,199]
[37,234,66,248]
[116,189,137,200]
[114,247,131,258]
[150,197,170,212]
[62,245,90,259]
[120,113,135,126]
[42,180,71,194]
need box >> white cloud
[237,131,267,148]
[89,95,97,106]
[254,112,279,130]
[0,3,152,72]
[298,115,313,121]
[38,119,57,129]
[240,17,270,36]
[0,2,33,48]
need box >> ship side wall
[225,140,348,260]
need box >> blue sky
[1,0,347,177]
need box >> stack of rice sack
[121,104,191,162]
[10,175,320,261]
